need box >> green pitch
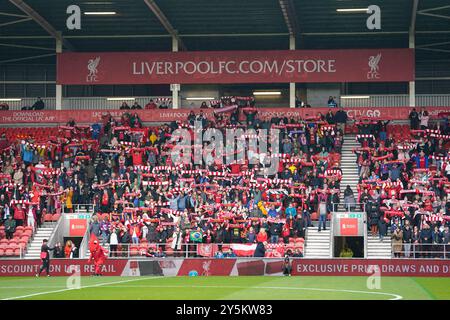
[0,276,448,300]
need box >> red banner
[0,259,128,276]
[177,258,236,276]
[0,106,449,125]
[292,259,450,277]
[196,244,219,257]
[57,49,414,85]
[0,258,448,277]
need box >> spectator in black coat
[409,108,419,129]
[420,223,433,258]
[32,97,45,110]
[402,221,413,258]
[253,241,266,257]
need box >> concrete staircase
[340,134,359,204]
[304,227,331,258]
[24,222,58,259]
[367,235,392,259]
[340,133,393,259]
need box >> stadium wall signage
[57,49,414,85]
[0,259,448,277]
[0,107,448,124]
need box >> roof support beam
[0,17,31,28]
[410,0,419,36]
[0,33,290,40]
[180,33,289,37]
[417,31,450,34]
[8,0,74,51]
[409,0,418,109]
[418,12,450,21]
[278,0,299,36]
[417,40,450,48]
[419,5,450,13]
[0,43,54,51]
[417,47,450,53]
[0,11,29,18]
[143,0,186,51]
[301,31,408,36]
[0,53,56,64]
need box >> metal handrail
[330,212,334,258]
[392,243,449,259]
[63,204,94,214]
[47,213,65,249]
[79,224,91,259]
[91,242,304,259]
[363,211,368,258]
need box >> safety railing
[335,202,366,213]
[63,204,94,214]
[341,94,450,108]
[393,243,449,259]
[88,241,303,259]
[3,94,450,111]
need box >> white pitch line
[1,276,166,301]
[79,284,404,300]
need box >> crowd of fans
[0,103,448,259]
[0,104,350,258]
[352,108,450,258]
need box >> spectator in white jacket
[419,109,429,129]
[109,229,118,257]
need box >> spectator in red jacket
[13,203,25,227]
[145,99,158,110]
[256,228,268,243]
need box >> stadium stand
[0,102,448,260]
[0,102,348,259]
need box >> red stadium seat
[0,249,4,256]
[0,239,8,245]
[165,247,174,256]
[15,226,24,232]
[23,230,32,237]
[52,214,61,221]
[44,214,53,221]
[129,245,139,256]
[18,241,28,249]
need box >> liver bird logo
[367,53,381,79]
[87,57,101,82]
